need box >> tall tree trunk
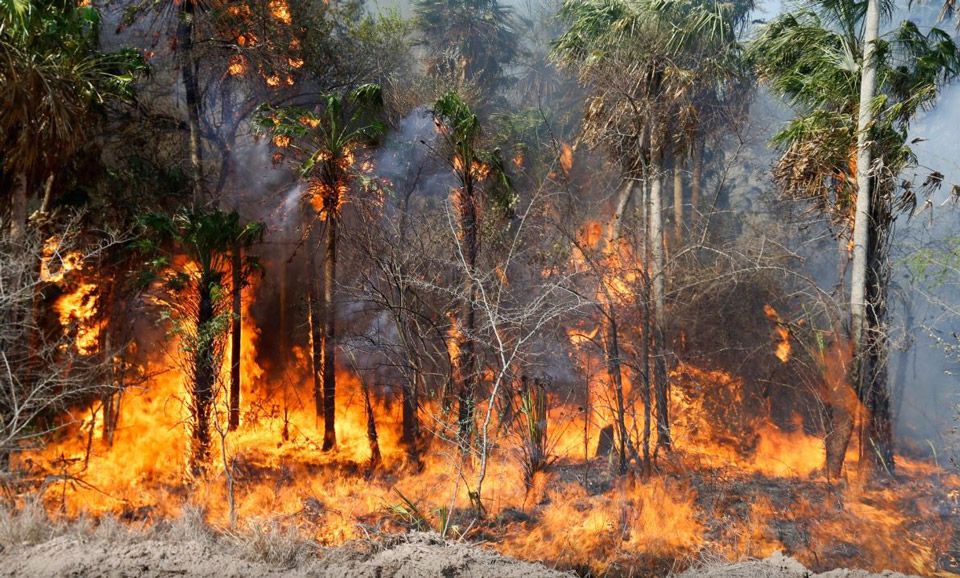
[308,267,324,420]
[649,139,672,453]
[690,139,703,216]
[192,275,217,473]
[859,205,894,477]
[456,183,479,451]
[840,0,881,477]
[229,249,241,430]
[321,215,337,451]
[604,310,629,475]
[605,179,635,474]
[401,363,420,462]
[177,1,204,209]
[361,371,382,474]
[673,158,684,246]
[10,173,27,239]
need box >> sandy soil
[0,531,571,578]
[677,551,922,578]
[0,531,923,578]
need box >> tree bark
[690,139,703,216]
[859,200,894,477]
[649,139,672,453]
[229,249,241,431]
[456,182,479,451]
[177,1,204,210]
[10,173,27,239]
[604,310,629,475]
[192,274,217,473]
[321,215,337,451]
[673,158,684,246]
[308,267,324,420]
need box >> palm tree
[751,0,960,478]
[554,0,747,456]
[413,0,520,96]
[257,84,384,451]
[138,209,265,472]
[431,91,512,451]
[0,0,142,238]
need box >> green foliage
[0,0,145,180]
[256,85,384,212]
[413,0,520,93]
[553,0,749,166]
[432,91,516,214]
[750,0,960,232]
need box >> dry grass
[0,499,62,550]
[231,518,317,568]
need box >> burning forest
[4,0,960,576]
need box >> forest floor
[0,529,927,578]
[0,502,931,578]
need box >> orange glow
[559,143,573,177]
[269,0,292,25]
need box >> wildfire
[453,155,490,181]
[559,143,573,177]
[763,304,792,362]
[227,55,247,76]
[54,282,103,355]
[269,0,292,25]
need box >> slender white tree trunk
[851,0,880,348]
[649,137,671,452]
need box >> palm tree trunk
[177,1,204,209]
[308,267,324,420]
[229,249,241,431]
[321,214,337,451]
[649,139,672,453]
[673,158,683,246]
[859,207,895,477]
[10,173,27,239]
[192,275,217,473]
[841,0,880,477]
[690,139,703,215]
[604,310,629,475]
[456,183,479,451]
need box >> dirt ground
[0,530,570,578]
[0,530,926,578]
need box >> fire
[272,134,291,148]
[269,0,292,25]
[559,143,573,177]
[54,282,103,355]
[227,55,247,76]
[12,226,957,578]
[265,75,281,88]
[763,304,792,362]
[453,155,490,181]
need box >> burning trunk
[308,266,324,420]
[229,249,241,431]
[455,182,479,451]
[176,1,204,209]
[604,310,629,475]
[321,214,337,451]
[191,273,218,472]
[858,195,894,478]
[648,138,672,453]
[401,367,420,461]
[361,371,382,474]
